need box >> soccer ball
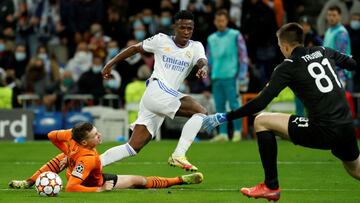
[35,171,62,197]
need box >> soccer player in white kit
[100,10,209,172]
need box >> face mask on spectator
[160,17,172,26]
[107,48,119,58]
[15,52,26,61]
[350,20,360,30]
[0,43,5,52]
[63,78,73,88]
[142,16,152,24]
[92,65,102,73]
[75,51,88,62]
[135,30,146,41]
[105,79,119,89]
[38,53,48,61]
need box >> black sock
[256,131,279,189]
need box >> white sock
[100,143,137,167]
[173,113,205,157]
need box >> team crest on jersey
[185,51,192,59]
[163,47,172,53]
[292,117,309,127]
[72,163,84,178]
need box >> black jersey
[227,46,357,126]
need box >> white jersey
[142,33,207,90]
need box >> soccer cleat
[168,155,198,172]
[181,172,204,184]
[210,135,229,142]
[8,180,32,189]
[232,131,242,142]
[240,182,281,201]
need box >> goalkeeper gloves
[202,113,227,133]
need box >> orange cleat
[240,182,281,202]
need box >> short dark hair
[276,23,304,46]
[174,10,194,22]
[215,9,229,19]
[72,122,94,144]
[328,5,341,14]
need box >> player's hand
[59,156,68,171]
[196,66,208,78]
[101,180,114,191]
[102,64,113,80]
[202,113,228,133]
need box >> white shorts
[130,78,186,138]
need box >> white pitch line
[8,161,337,165]
[1,188,357,192]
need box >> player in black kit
[203,23,359,201]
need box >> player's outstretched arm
[102,43,144,79]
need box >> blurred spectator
[59,0,104,56]
[33,0,59,46]
[263,0,285,28]
[105,40,120,63]
[77,53,106,104]
[89,23,111,60]
[324,5,352,91]
[229,0,244,27]
[0,73,12,109]
[36,45,61,83]
[346,11,360,92]
[156,9,174,35]
[0,36,14,70]
[65,42,92,82]
[0,0,16,41]
[104,5,130,48]
[12,43,29,79]
[299,16,323,47]
[187,0,216,46]
[59,69,77,95]
[160,0,176,14]
[45,0,68,66]
[317,0,360,36]
[132,20,149,42]
[140,8,158,35]
[21,57,60,110]
[241,0,278,90]
[206,9,248,142]
[282,0,305,22]
[14,0,39,57]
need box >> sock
[256,131,279,189]
[100,143,137,167]
[144,176,182,188]
[173,113,205,156]
[27,153,67,185]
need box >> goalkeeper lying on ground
[9,122,203,192]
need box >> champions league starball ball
[35,171,62,197]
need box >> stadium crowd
[0,0,359,118]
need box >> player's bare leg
[9,153,67,189]
[169,96,207,172]
[113,172,204,189]
[240,112,290,201]
[100,125,151,166]
[342,155,360,180]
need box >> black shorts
[288,115,359,161]
[102,173,118,187]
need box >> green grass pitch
[1,140,360,203]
